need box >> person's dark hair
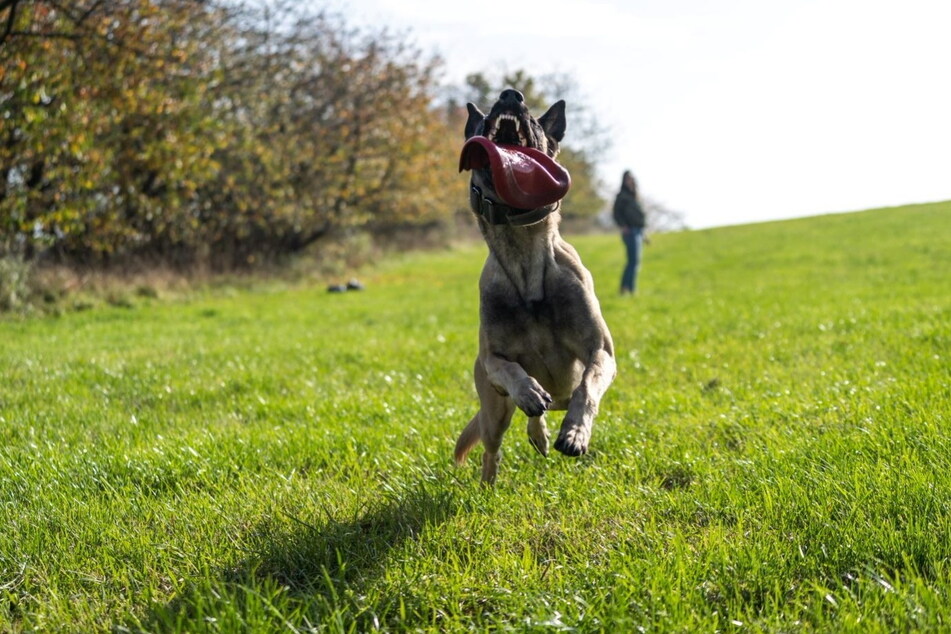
[621,170,638,195]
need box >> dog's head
[464,89,566,158]
[461,90,569,215]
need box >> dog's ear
[465,103,485,139]
[538,100,567,143]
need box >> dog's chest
[484,238,551,304]
[481,282,585,385]
[481,277,574,335]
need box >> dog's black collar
[470,186,556,227]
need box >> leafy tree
[1,0,225,260]
[191,2,458,265]
[0,0,460,268]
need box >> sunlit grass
[1,202,949,631]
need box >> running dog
[455,89,616,484]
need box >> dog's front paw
[554,423,590,457]
[513,378,552,417]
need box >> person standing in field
[613,170,647,295]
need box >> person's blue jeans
[620,228,643,293]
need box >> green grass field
[1,202,949,632]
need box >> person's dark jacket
[613,188,645,229]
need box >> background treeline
[1,0,457,268]
[1,0,638,273]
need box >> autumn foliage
[0,0,464,268]
[1,1,613,272]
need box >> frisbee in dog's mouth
[459,136,571,209]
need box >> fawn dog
[454,89,616,483]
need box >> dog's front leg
[554,348,616,456]
[482,353,553,417]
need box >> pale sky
[335,0,951,228]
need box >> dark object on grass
[327,280,364,293]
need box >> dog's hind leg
[480,402,514,485]
[528,398,569,457]
[526,415,549,457]
[474,359,515,484]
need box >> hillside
[0,202,949,631]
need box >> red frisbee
[459,136,571,209]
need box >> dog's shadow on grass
[248,478,459,594]
[141,476,463,630]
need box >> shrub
[0,255,34,312]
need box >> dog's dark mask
[459,89,570,212]
[465,89,566,156]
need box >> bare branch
[4,29,84,41]
[0,0,22,46]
